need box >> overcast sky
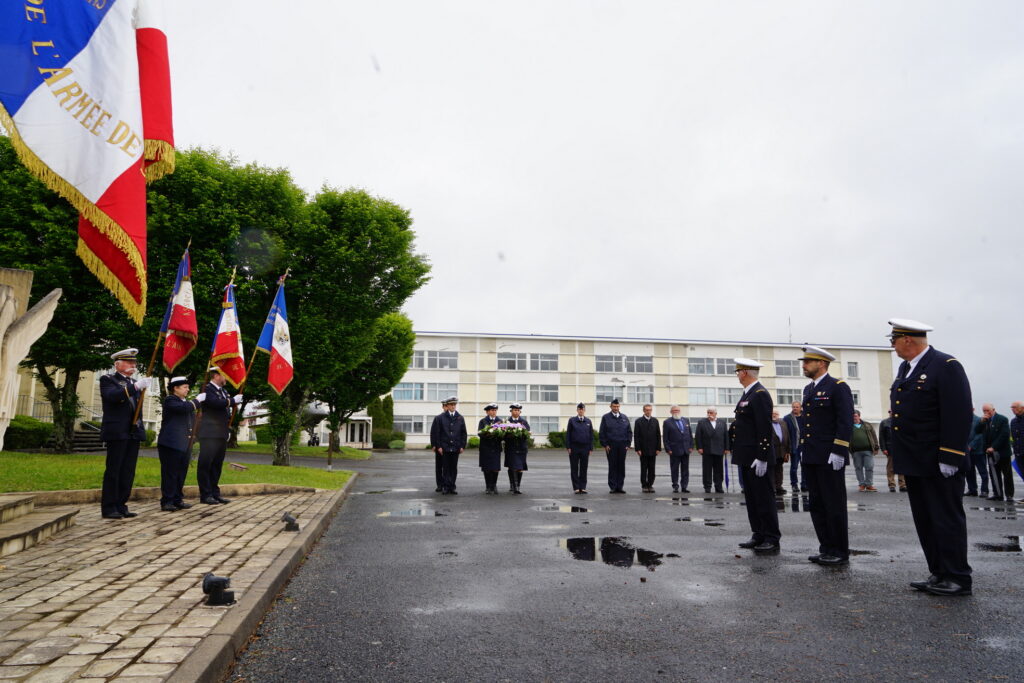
[166,1,1023,411]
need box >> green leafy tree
[381,394,395,433]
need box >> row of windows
[408,351,861,379]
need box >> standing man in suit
[783,401,806,492]
[99,348,151,520]
[963,410,987,497]
[732,359,780,554]
[977,403,1013,502]
[565,402,594,494]
[799,345,854,566]
[888,319,973,596]
[770,410,790,495]
[157,376,201,511]
[197,367,241,505]
[430,396,467,495]
[599,399,632,493]
[477,402,503,494]
[695,408,729,493]
[663,405,694,493]
[634,404,661,493]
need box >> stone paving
[0,490,339,682]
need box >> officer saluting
[798,345,854,567]
[99,348,151,519]
[732,359,781,554]
[478,402,503,494]
[197,367,242,505]
[888,319,974,596]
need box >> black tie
[898,361,910,380]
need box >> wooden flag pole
[186,266,236,455]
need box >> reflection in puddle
[778,496,812,512]
[559,537,666,571]
[846,503,872,512]
[674,517,724,527]
[360,490,390,495]
[532,505,589,513]
[974,536,1022,553]
[377,509,447,517]
[970,506,1015,512]
[848,549,879,556]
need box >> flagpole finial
[185,237,192,250]
[278,267,291,286]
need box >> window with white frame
[595,355,623,373]
[426,383,458,402]
[529,353,558,371]
[625,355,653,373]
[408,350,425,369]
[497,352,527,370]
[851,390,861,407]
[718,387,743,405]
[393,382,424,401]
[595,385,619,403]
[715,358,734,375]
[394,415,425,434]
[627,385,654,404]
[426,350,458,369]
[847,361,859,379]
[688,357,713,375]
[777,389,802,405]
[529,385,559,402]
[776,360,801,376]
[530,416,559,435]
[689,387,716,405]
[497,384,527,402]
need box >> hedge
[6,415,55,449]
[253,425,300,446]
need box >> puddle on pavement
[377,509,447,517]
[779,496,811,512]
[974,536,1022,553]
[559,537,667,571]
[848,549,879,556]
[655,497,730,509]
[532,505,589,513]
[438,551,457,558]
[969,506,1016,512]
[361,490,390,495]
[673,517,724,527]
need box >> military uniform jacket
[99,373,146,442]
[196,382,231,440]
[430,410,467,452]
[889,347,972,477]
[157,395,197,451]
[565,416,594,450]
[799,374,854,465]
[477,416,504,469]
[633,416,662,455]
[503,417,530,470]
[599,412,632,446]
[731,381,774,467]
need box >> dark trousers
[773,461,785,491]
[440,450,459,492]
[197,437,227,500]
[639,455,656,488]
[482,470,498,490]
[905,473,971,588]
[435,452,443,489]
[101,439,140,515]
[158,444,189,506]
[669,452,690,490]
[701,453,724,491]
[987,453,1014,499]
[568,448,590,490]
[965,450,988,494]
[741,465,781,544]
[805,463,849,559]
[606,444,628,491]
[790,450,805,488]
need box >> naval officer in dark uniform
[477,402,503,494]
[504,403,530,494]
[157,376,202,511]
[99,348,151,519]
[599,399,632,493]
[798,345,855,566]
[197,367,242,504]
[565,402,594,494]
[430,396,467,495]
[732,359,781,554]
[888,319,974,596]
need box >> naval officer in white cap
[99,348,152,519]
[887,319,974,596]
[732,359,781,554]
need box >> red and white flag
[160,248,197,372]
[256,280,293,394]
[210,283,246,388]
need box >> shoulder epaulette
[836,380,846,384]
[755,388,766,393]
[946,358,959,363]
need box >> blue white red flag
[160,248,197,372]
[0,0,174,324]
[211,282,246,389]
[256,280,294,394]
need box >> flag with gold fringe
[210,281,246,389]
[0,0,174,324]
[160,247,197,372]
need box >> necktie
[898,361,910,379]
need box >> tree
[381,395,395,433]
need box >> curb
[166,473,359,683]
[21,483,319,506]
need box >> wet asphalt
[228,450,1024,682]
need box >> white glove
[751,459,768,477]
[134,377,152,391]
[828,453,845,471]
[939,463,958,478]
[195,393,207,403]
[233,395,244,405]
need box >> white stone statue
[0,268,61,451]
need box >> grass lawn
[229,441,371,460]
[0,451,352,493]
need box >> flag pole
[186,266,235,455]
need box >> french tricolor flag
[256,279,294,395]
[0,0,173,324]
[211,282,247,389]
[160,248,197,373]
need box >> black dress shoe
[201,497,220,504]
[679,489,689,493]
[450,490,459,495]
[704,488,711,493]
[121,511,138,518]
[899,487,907,492]
[924,580,972,596]
[964,491,977,497]
[580,489,588,494]
[753,542,780,554]
[215,497,230,504]
[101,512,124,519]
[715,488,724,493]
[738,539,759,549]
[672,486,679,492]
[816,554,848,566]
[986,495,1001,501]
[808,555,821,563]
[910,574,940,591]
[160,504,178,512]
[175,502,193,509]
[435,487,442,493]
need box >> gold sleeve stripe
[939,447,965,456]
[834,439,850,447]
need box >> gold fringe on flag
[143,139,176,181]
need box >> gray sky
[167,0,1023,412]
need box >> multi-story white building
[391,331,894,446]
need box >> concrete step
[0,494,36,524]
[0,506,79,558]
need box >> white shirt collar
[812,372,829,387]
[742,380,760,396]
[906,345,931,376]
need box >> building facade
[391,332,894,446]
